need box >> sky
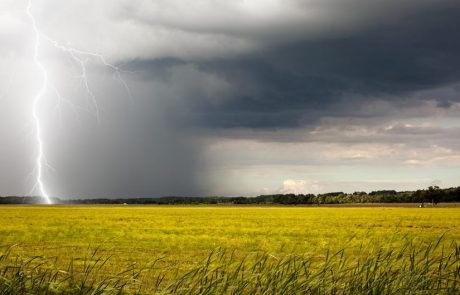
[1,0,460,198]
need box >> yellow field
[1,206,458,266]
[0,205,459,293]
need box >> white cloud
[279,179,324,194]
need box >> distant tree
[426,186,441,206]
[353,191,367,195]
[369,190,397,196]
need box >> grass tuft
[0,237,459,294]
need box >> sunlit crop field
[1,206,459,263]
[0,206,459,293]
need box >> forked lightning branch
[25,0,131,204]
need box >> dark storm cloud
[3,0,460,198]
[125,0,460,129]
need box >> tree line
[0,186,459,205]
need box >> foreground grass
[1,238,459,294]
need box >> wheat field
[0,206,459,293]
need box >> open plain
[0,206,459,293]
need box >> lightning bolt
[26,0,132,204]
[27,0,51,204]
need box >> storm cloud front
[1,0,460,198]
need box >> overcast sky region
[1,0,460,198]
